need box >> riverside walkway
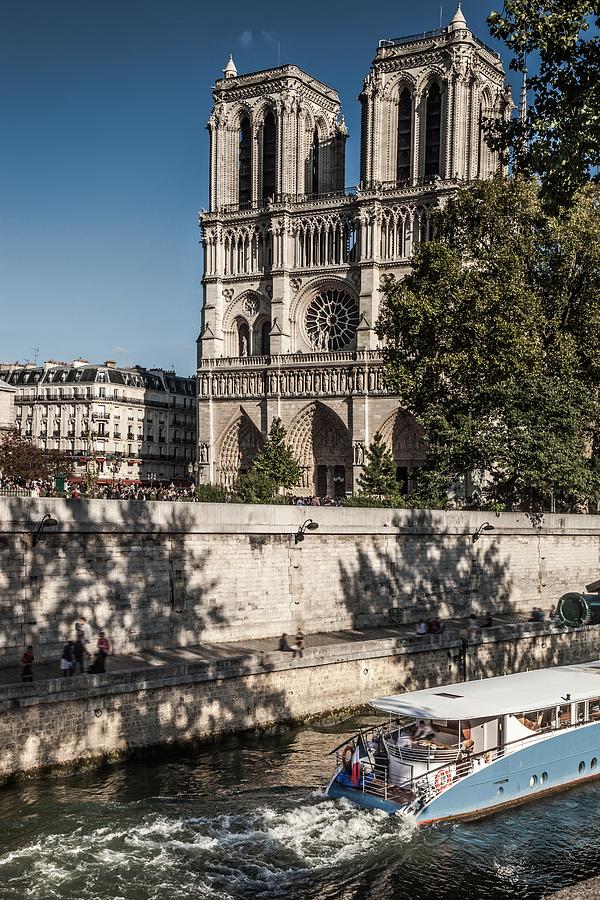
[0,613,544,687]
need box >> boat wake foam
[0,796,417,899]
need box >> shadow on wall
[335,509,579,689]
[0,497,292,780]
[1,498,226,661]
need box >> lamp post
[187,461,206,487]
[472,522,494,543]
[32,514,58,548]
[294,518,319,545]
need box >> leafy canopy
[377,176,600,512]
[486,0,600,210]
[0,428,74,483]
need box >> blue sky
[0,0,522,376]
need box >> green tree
[250,417,302,492]
[377,176,600,513]
[486,0,600,210]
[233,471,279,504]
[357,432,401,500]
[0,428,74,484]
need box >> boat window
[577,702,586,723]
[589,698,600,720]
[518,712,540,731]
[558,704,572,728]
[538,708,555,731]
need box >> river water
[0,717,596,900]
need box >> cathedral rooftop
[213,63,340,103]
[377,4,500,61]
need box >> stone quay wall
[1,622,600,781]
[1,498,600,662]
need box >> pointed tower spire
[223,53,237,80]
[449,2,467,30]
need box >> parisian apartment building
[0,359,197,484]
[197,5,511,498]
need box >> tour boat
[325,662,600,824]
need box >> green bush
[195,483,231,503]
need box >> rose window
[305,289,359,351]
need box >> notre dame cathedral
[197,5,511,497]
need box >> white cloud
[112,346,128,354]
[261,30,276,45]
[240,30,253,47]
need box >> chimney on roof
[72,358,88,367]
[104,359,117,369]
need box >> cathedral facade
[197,6,510,497]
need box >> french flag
[350,744,362,786]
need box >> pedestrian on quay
[21,645,34,683]
[60,641,74,677]
[89,631,110,674]
[73,634,86,674]
[77,616,93,659]
[292,629,305,659]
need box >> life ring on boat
[341,745,354,768]
[434,768,452,791]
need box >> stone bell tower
[196,11,510,497]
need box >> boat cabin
[332,664,600,803]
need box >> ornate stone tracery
[304,288,359,351]
[287,402,353,494]
[217,411,264,487]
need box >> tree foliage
[250,417,302,491]
[357,432,402,501]
[233,471,279,504]
[377,176,600,512]
[486,0,600,210]
[0,428,74,483]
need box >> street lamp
[33,514,58,547]
[187,461,206,486]
[472,522,494,543]
[294,518,319,545]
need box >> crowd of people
[20,616,111,682]
[1,475,345,505]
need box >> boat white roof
[371,663,600,720]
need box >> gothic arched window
[261,321,271,355]
[424,83,442,179]
[262,111,276,200]
[239,117,252,207]
[396,88,412,184]
[312,127,320,194]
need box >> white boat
[325,662,600,824]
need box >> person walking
[73,634,86,674]
[95,631,110,673]
[77,616,93,658]
[21,645,34,682]
[60,641,74,677]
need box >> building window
[311,127,319,194]
[424,83,442,179]
[397,88,412,183]
[262,111,276,201]
[261,321,271,356]
[239,116,252,207]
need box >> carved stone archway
[287,401,353,497]
[217,410,264,488]
[378,409,426,492]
